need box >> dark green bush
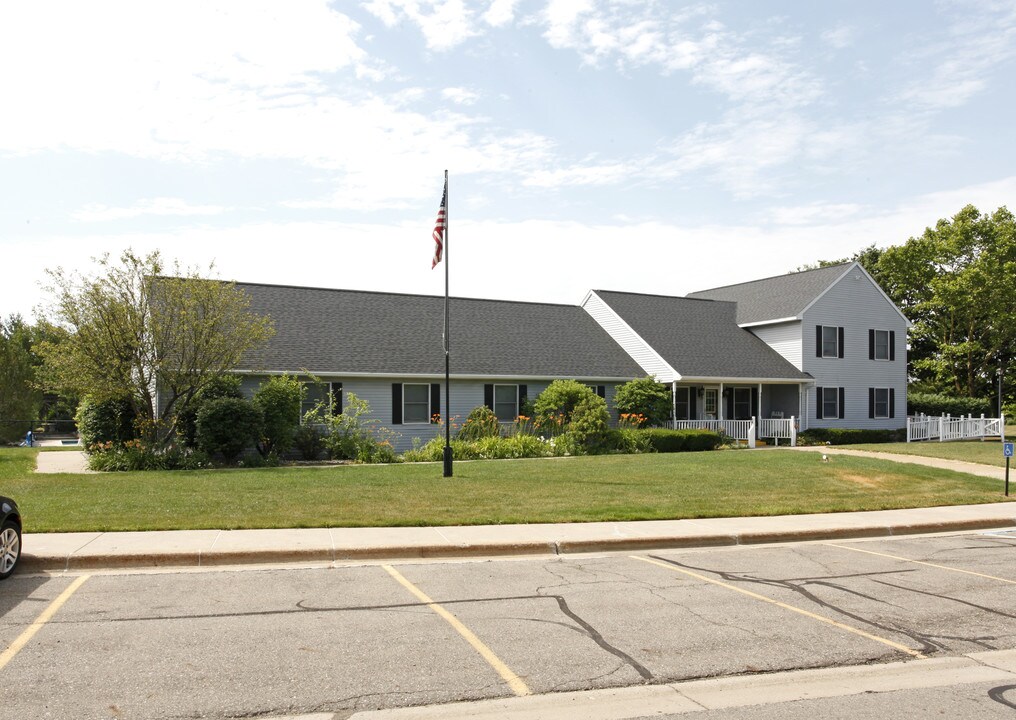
[907,392,992,417]
[76,396,137,447]
[614,377,672,427]
[253,375,302,457]
[798,428,906,445]
[177,374,245,447]
[195,397,263,463]
[534,380,598,427]
[563,395,611,454]
[638,428,721,452]
[293,423,325,460]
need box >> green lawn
[2,447,1010,533]
[843,437,1010,467]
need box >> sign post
[1004,442,1014,497]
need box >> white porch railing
[674,419,755,447]
[758,416,797,447]
[907,413,1006,443]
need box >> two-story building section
[688,262,911,430]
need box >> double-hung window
[816,386,845,420]
[818,325,842,358]
[302,381,341,422]
[493,384,518,422]
[402,383,431,424]
[869,329,895,361]
[869,387,894,419]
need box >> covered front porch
[667,380,811,446]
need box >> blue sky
[3,0,1016,320]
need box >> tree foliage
[533,380,598,424]
[811,205,1016,409]
[195,397,263,463]
[0,315,42,442]
[37,250,274,446]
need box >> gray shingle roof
[687,263,852,325]
[593,290,811,381]
[236,283,644,378]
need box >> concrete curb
[19,516,1016,574]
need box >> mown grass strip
[3,448,1012,533]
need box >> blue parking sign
[1005,442,1015,458]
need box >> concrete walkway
[18,447,1016,574]
[789,445,1007,480]
[34,450,93,474]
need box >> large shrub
[195,397,263,463]
[253,375,302,457]
[457,405,500,441]
[533,380,597,434]
[562,395,611,454]
[907,392,992,417]
[177,374,244,447]
[76,396,137,447]
[639,428,721,452]
[614,377,671,427]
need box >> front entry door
[733,388,752,420]
[704,388,718,419]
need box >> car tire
[0,520,20,580]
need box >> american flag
[432,178,447,269]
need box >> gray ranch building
[229,261,908,452]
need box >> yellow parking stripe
[0,575,90,672]
[632,556,924,659]
[382,564,531,696]
[823,543,1016,585]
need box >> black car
[1,497,20,579]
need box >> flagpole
[442,169,453,478]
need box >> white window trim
[493,383,519,423]
[821,325,840,359]
[873,387,890,418]
[403,382,432,425]
[822,387,839,419]
[873,329,891,361]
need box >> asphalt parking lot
[2,531,1016,719]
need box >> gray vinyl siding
[802,271,908,430]
[750,321,803,370]
[241,375,620,453]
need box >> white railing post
[790,416,797,447]
[940,413,946,442]
[749,416,756,449]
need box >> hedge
[798,428,906,445]
[907,392,992,418]
[638,428,722,452]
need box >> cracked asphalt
[3,531,1016,719]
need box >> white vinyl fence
[907,413,1005,443]
[673,416,798,448]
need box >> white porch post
[719,382,724,420]
[672,381,677,430]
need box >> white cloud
[73,198,228,222]
[821,25,855,49]
[361,0,480,51]
[442,87,480,105]
[483,0,519,27]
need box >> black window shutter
[868,388,875,419]
[689,389,697,420]
[430,383,441,423]
[889,331,896,361]
[484,384,494,410]
[596,385,606,399]
[391,384,403,425]
[752,387,759,418]
[816,325,823,357]
[838,327,845,359]
[869,329,875,360]
[838,387,846,419]
[816,387,824,419]
[518,384,528,412]
[726,392,734,420]
[332,382,343,416]
[889,388,895,418]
